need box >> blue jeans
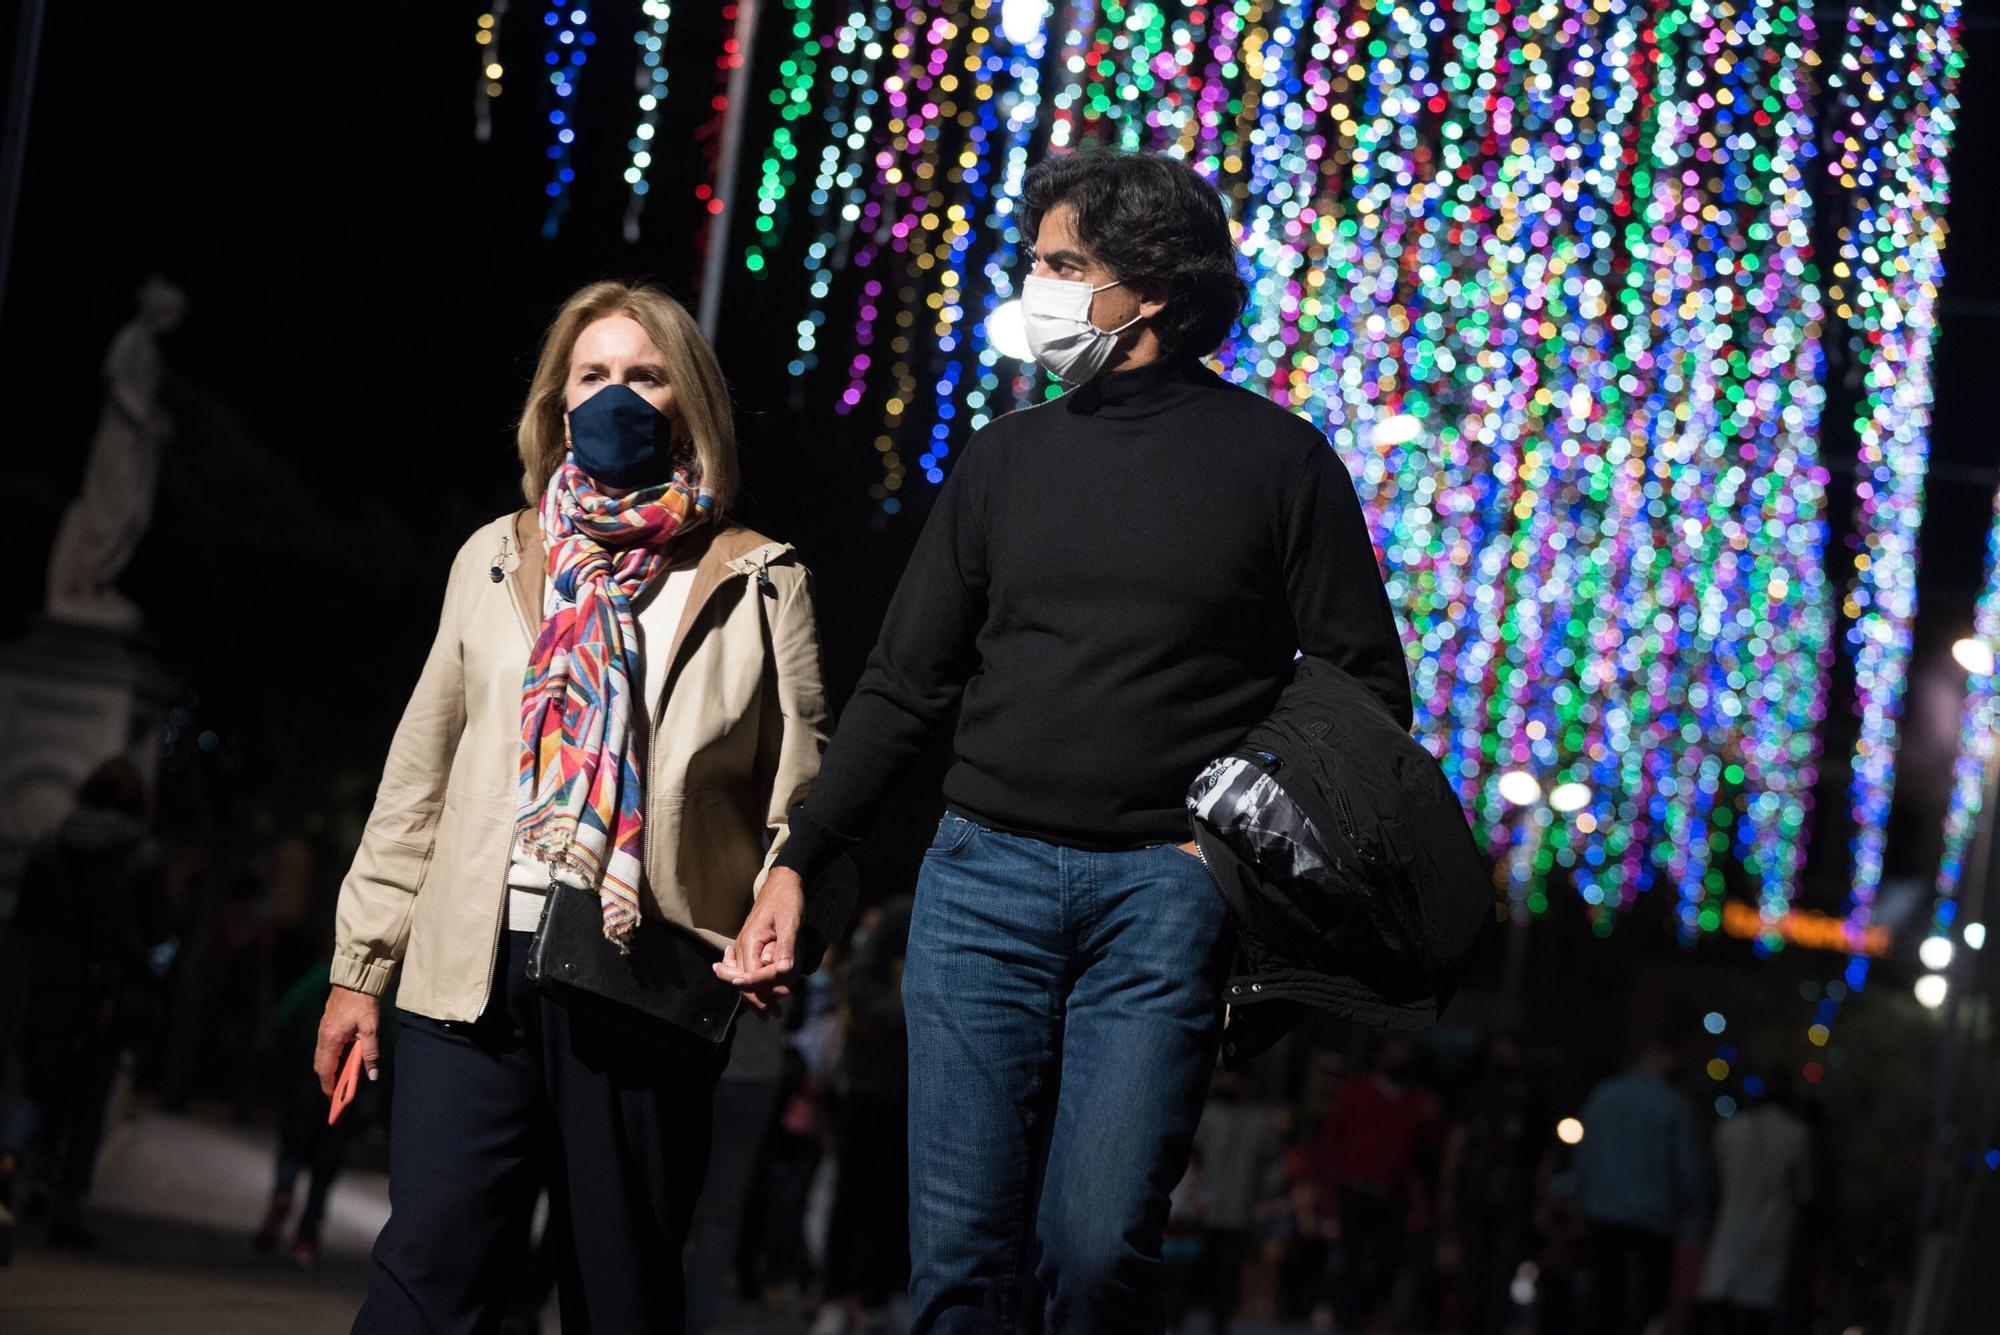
[904,812,1233,1333]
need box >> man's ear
[1136,277,1172,321]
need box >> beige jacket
[332,510,836,1022]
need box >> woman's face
[565,314,679,424]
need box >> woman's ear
[1137,277,1172,321]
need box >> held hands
[715,867,806,1019]
[314,986,381,1096]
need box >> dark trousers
[12,1022,119,1206]
[1583,1222,1674,1335]
[824,1089,911,1306]
[684,1074,781,1332]
[354,931,721,1335]
[1333,1185,1408,1330]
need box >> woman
[315,281,836,1332]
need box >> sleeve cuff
[771,805,851,882]
[330,952,396,998]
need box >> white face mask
[1021,274,1143,385]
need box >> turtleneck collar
[1061,353,1215,420]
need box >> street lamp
[1371,413,1424,447]
[1550,781,1592,814]
[1952,636,1995,676]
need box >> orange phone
[328,1041,365,1126]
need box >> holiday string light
[1827,0,1963,953]
[740,0,1844,923]
[475,3,512,144]
[539,4,598,239]
[620,1,674,242]
[741,1,1051,511]
[738,1,1960,946]
[1933,489,2000,925]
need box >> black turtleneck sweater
[775,354,1413,878]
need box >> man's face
[1029,203,1144,335]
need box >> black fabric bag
[526,882,742,1059]
[1188,656,1493,1066]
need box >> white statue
[45,276,188,631]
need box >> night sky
[2,1,1995,928]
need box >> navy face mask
[566,383,678,489]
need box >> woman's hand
[314,986,382,1096]
[716,868,805,1018]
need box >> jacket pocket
[677,786,765,933]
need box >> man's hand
[314,986,381,1096]
[716,868,805,1019]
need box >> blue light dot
[1703,1012,1726,1035]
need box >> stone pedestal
[0,617,174,846]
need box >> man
[1569,1034,1712,1335]
[722,149,1411,1331]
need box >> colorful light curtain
[740,0,1915,936]
[1825,0,1964,948]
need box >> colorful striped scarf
[516,459,713,949]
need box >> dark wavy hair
[1021,150,1249,359]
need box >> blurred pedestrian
[255,942,367,1268]
[814,895,915,1334]
[1698,1072,1814,1335]
[318,281,839,1334]
[1569,1033,1710,1335]
[1,757,163,1249]
[1440,1032,1550,1335]
[1195,1070,1286,1334]
[1310,1035,1440,1331]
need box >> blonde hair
[517,281,738,507]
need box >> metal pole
[699,0,760,341]
[0,0,50,333]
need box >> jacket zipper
[1302,743,1367,856]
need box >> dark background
[0,1,1993,1012]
